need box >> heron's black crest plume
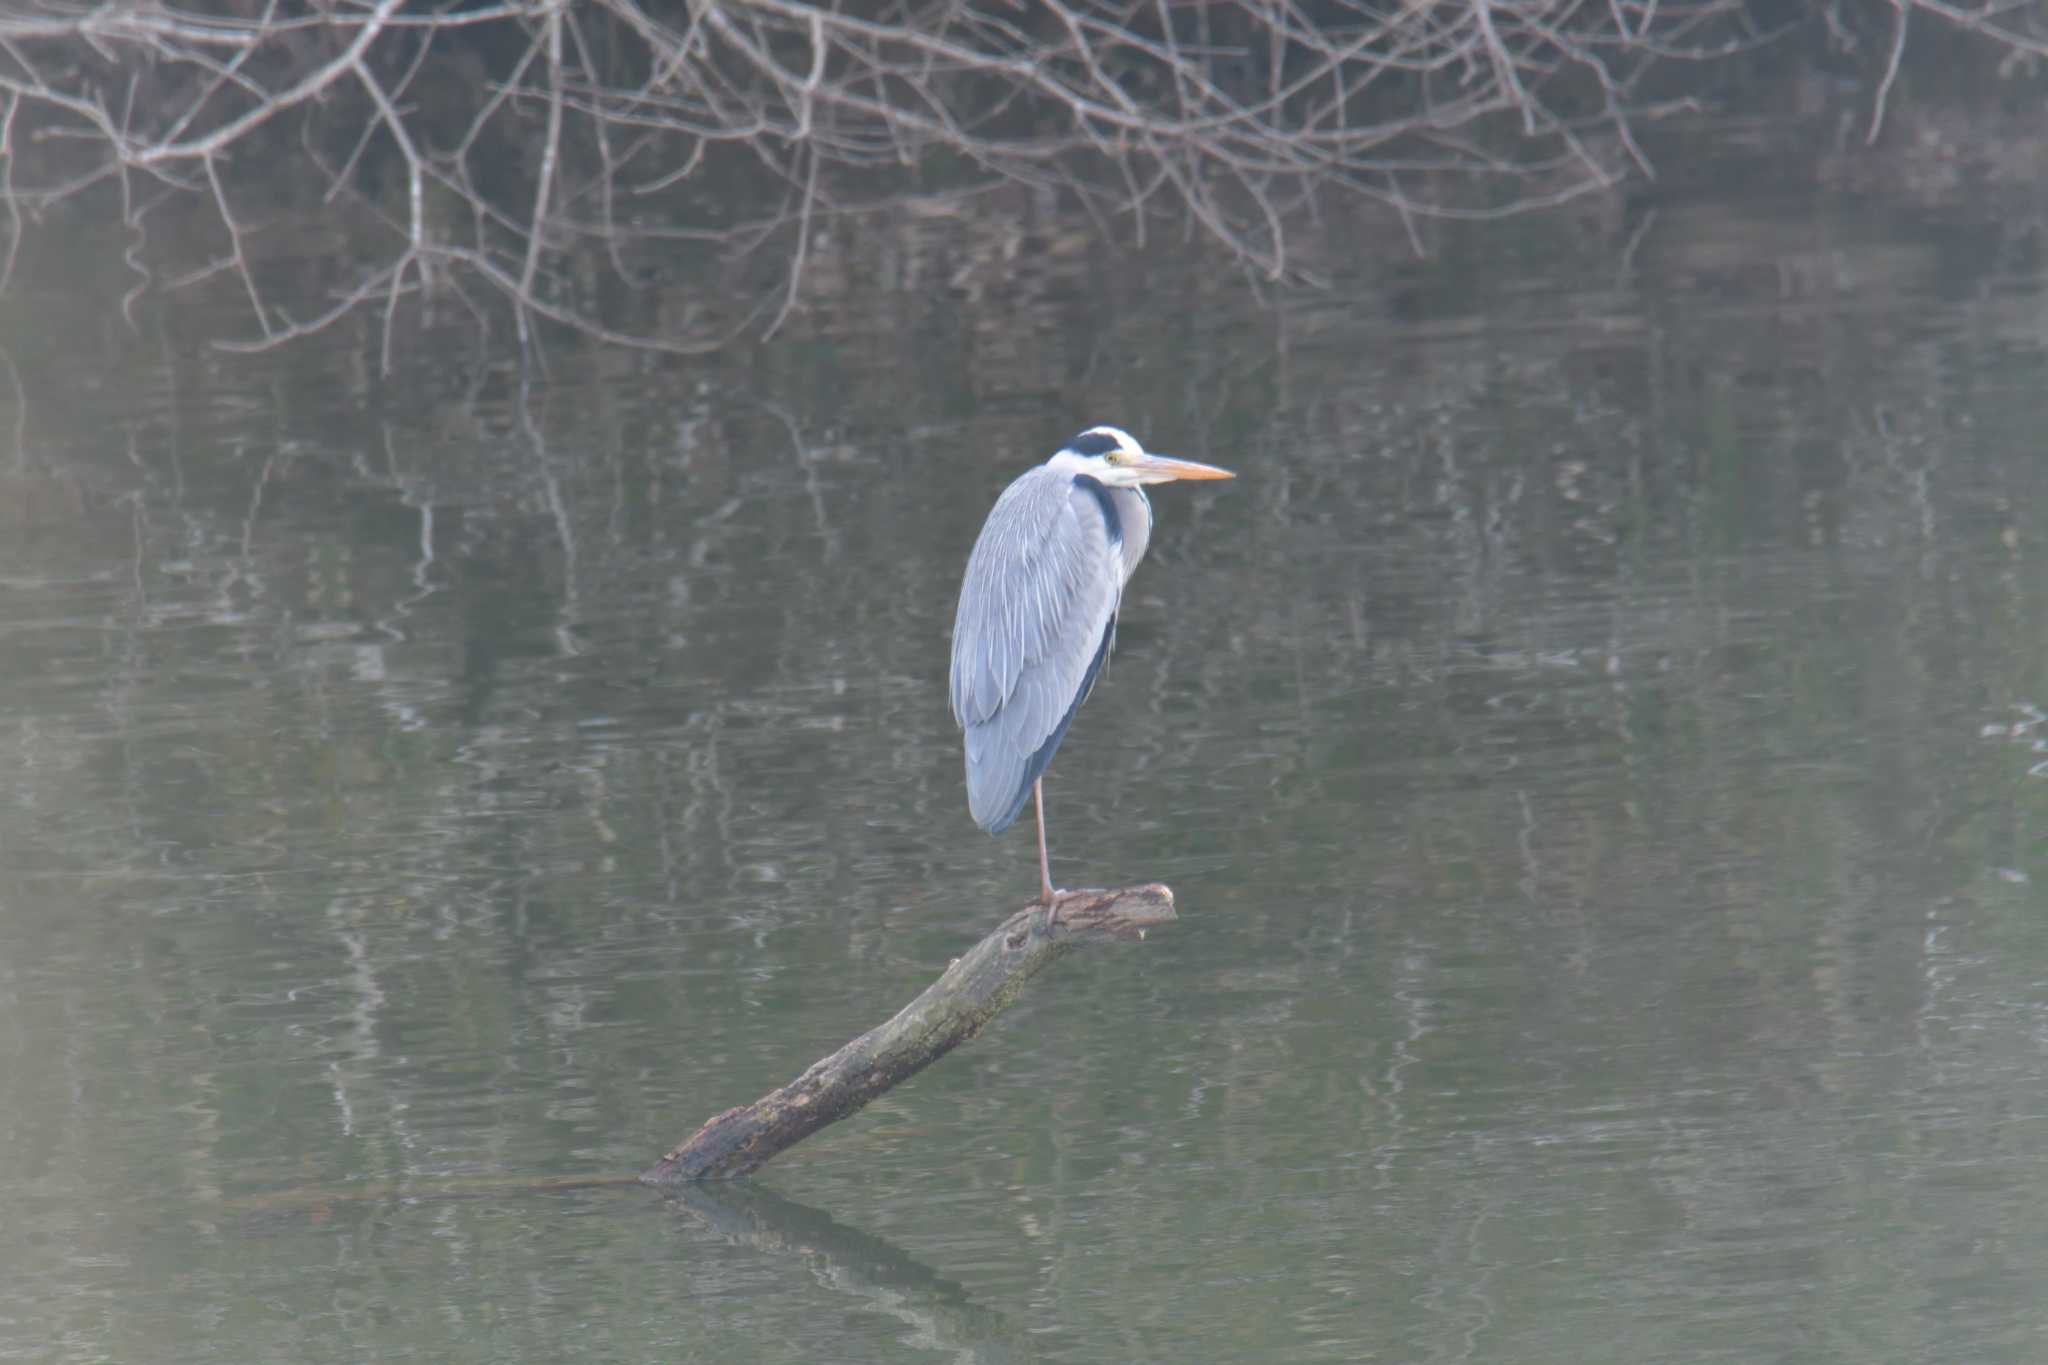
[1068,430,1122,457]
[1072,477,1123,548]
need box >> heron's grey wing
[949,468,1121,833]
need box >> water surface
[3,177,2048,1362]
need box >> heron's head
[1062,425,1235,487]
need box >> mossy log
[640,884,1178,1184]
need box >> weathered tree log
[640,884,1178,1184]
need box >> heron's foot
[1039,890,1064,931]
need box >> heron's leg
[1034,778,1058,923]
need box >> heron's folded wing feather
[949,469,1121,831]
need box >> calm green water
[4,181,2048,1363]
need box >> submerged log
[640,884,1178,1185]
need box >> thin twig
[1869,0,1910,145]
[518,0,568,353]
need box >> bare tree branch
[0,0,2029,362]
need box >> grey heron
[949,425,1235,921]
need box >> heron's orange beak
[1128,454,1236,484]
